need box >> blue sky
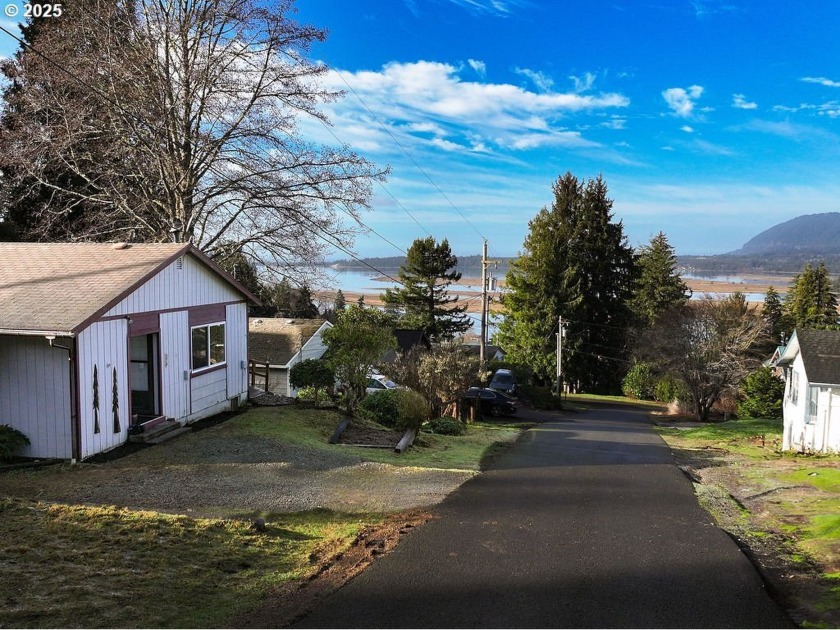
[3,0,840,260]
[291,0,840,259]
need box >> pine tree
[496,172,636,393]
[630,232,690,327]
[762,286,787,343]
[783,262,839,329]
[381,237,471,341]
[334,289,346,311]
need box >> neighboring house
[380,328,431,364]
[0,242,258,461]
[776,329,840,454]
[248,318,332,397]
[464,343,506,362]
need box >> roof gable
[782,329,840,386]
[0,243,257,336]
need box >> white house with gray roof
[777,328,840,454]
[0,242,257,460]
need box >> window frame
[190,321,226,373]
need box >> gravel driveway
[0,420,475,518]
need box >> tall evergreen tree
[496,172,636,393]
[381,237,471,341]
[334,289,346,311]
[762,286,787,343]
[630,232,690,327]
[783,262,839,329]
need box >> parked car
[462,387,517,417]
[366,374,400,395]
[489,368,517,396]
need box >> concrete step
[128,419,183,443]
[145,427,192,445]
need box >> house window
[807,386,819,423]
[191,322,225,371]
[790,370,799,405]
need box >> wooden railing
[248,360,270,392]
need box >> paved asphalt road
[295,405,792,629]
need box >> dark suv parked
[489,368,517,396]
[462,387,517,417]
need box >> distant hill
[679,212,840,274]
[733,212,840,256]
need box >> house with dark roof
[380,328,431,364]
[248,317,332,397]
[0,242,258,460]
[776,329,840,453]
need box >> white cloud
[680,125,695,133]
[663,85,704,117]
[571,72,596,93]
[467,59,486,77]
[320,61,629,153]
[601,117,627,130]
[802,76,840,88]
[732,93,757,109]
[514,67,555,92]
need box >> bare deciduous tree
[0,0,385,276]
[638,294,767,421]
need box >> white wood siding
[104,255,242,317]
[77,320,129,459]
[190,368,228,416]
[225,303,248,401]
[160,310,190,421]
[0,335,72,459]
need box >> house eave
[0,328,75,338]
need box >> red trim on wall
[128,312,159,337]
[189,304,226,327]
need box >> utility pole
[556,315,564,395]
[479,240,499,365]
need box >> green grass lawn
[232,405,524,471]
[0,405,525,627]
[0,498,373,628]
[655,417,784,459]
[561,392,668,411]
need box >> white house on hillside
[776,329,840,454]
[248,318,332,397]
[0,242,258,461]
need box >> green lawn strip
[562,393,668,410]
[655,418,783,460]
[228,406,523,472]
[0,498,374,628]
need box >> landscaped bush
[296,386,333,406]
[396,389,430,431]
[357,389,403,428]
[654,374,688,404]
[425,416,465,436]
[0,425,30,460]
[518,384,563,410]
[738,367,785,419]
[289,359,334,403]
[622,362,657,400]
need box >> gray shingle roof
[248,318,329,366]
[796,329,840,385]
[0,242,190,335]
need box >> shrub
[518,384,563,410]
[0,425,30,460]
[396,389,430,431]
[358,389,402,428]
[296,386,332,406]
[425,416,465,436]
[738,367,785,419]
[654,374,688,404]
[290,359,335,402]
[622,362,657,400]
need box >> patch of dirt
[234,509,433,628]
[674,449,840,628]
[339,425,403,448]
